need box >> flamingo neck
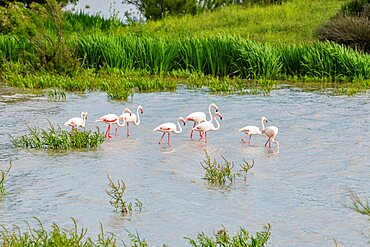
[213,116,220,131]
[174,119,183,134]
[261,118,266,131]
[207,104,213,122]
[135,107,141,125]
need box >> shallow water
[0,87,369,246]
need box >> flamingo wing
[239,126,261,135]
[185,112,207,123]
[64,117,83,127]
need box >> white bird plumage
[153,117,185,145]
[192,112,222,143]
[238,117,267,144]
[261,117,279,148]
[119,105,144,137]
[64,112,88,131]
[96,110,129,138]
[183,103,219,139]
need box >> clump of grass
[350,190,370,220]
[106,175,144,215]
[238,159,255,180]
[46,88,67,101]
[201,151,236,186]
[0,218,117,246]
[11,121,105,150]
[0,160,12,196]
[185,224,271,247]
[201,151,255,187]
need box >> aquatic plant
[201,151,236,186]
[46,88,67,101]
[0,160,12,196]
[201,151,255,187]
[11,122,105,150]
[238,159,255,180]
[350,190,370,220]
[106,175,144,215]
[185,224,271,247]
[0,218,117,246]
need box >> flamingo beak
[216,109,219,112]
[220,116,223,120]
[141,109,144,114]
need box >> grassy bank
[120,0,348,44]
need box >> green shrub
[185,224,271,247]
[11,122,105,150]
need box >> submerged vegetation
[0,160,12,196]
[201,151,254,187]
[11,122,105,150]
[185,224,271,247]
[106,175,144,215]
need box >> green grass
[0,160,12,196]
[11,122,105,150]
[121,0,348,44]
[201,151,255,187]
[106,175,144,215]
[185,224,271,247]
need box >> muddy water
[0,87,369,246]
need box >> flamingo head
[138,105,144,114]
[123,108,133,116]
[210,103,219,112]
[178,117,186,125]
[82,112,88,120]
[262,116,268,123]
[215,112,223,120]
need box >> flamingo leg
[241,135,248,143]
[190,122,196,140]
[265,137,271,148]
[199,131,203,140]
[168,132,171,145]
[107,125,113,138]
[248,135,252,144]
[104,125,109,138]
[158,132,165,144]
[115,125,118,137]
[126,123,130,137]
[205,132,208,143]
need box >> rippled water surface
[0,87,369,246]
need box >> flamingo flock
[64,103,279,148]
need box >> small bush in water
[201,151,255,187]
[185,224,271,247]
[11,122,105,150]
[106,175,144,215]
[0,160,12,196]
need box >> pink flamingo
[153,117,185,145]
[183,103,219,139]
[64,112,88,132]
[192,112,222,143]
[119,105,144,137]
[96,111,127,138]
[261,117,279,148]
[238,117,266,144]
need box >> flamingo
[119,105,144,137]
[261,117,279,148]
[192,112,223,143]
[183,103,219,139]
[238,117,267,144]
[64,112,88,131]
[96,110,128,138]
[153,117,185,145]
